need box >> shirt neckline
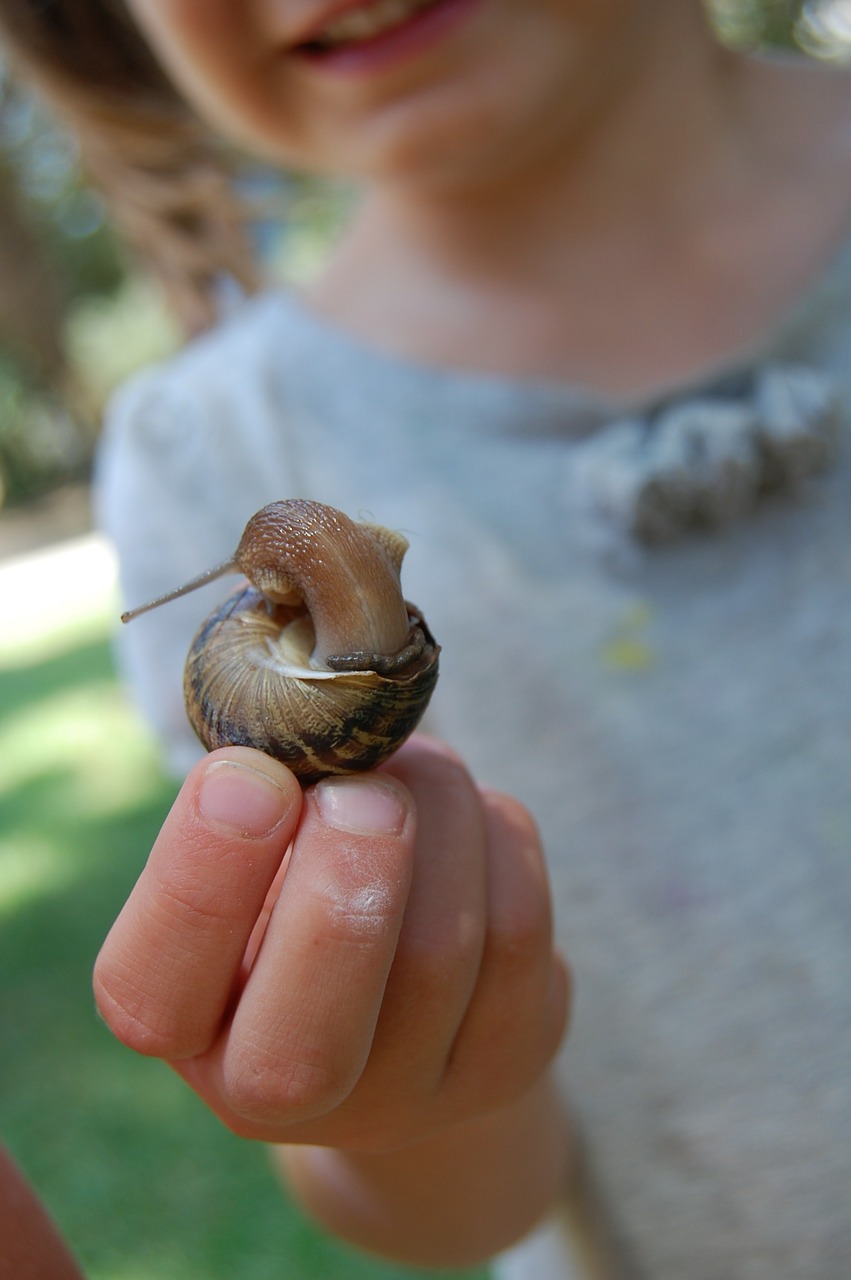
[264,228,851,422]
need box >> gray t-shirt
[96,247,851,1278]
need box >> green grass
[0,545,487,1280]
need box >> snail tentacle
[120,558,237,624]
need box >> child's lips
[305,0,439,51]
[288,0,481,71]
[291,0,439,54]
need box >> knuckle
[93,967,194,1059]
[301,834,409,948]
[397,912,484,996]
[152,865,244,933]
[497,791,540,838]
[222,1039,354,1125]
[311,882,397,949]
[484,787,541,844]
[488,887,552,977]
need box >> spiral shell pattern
[184,584,440,784]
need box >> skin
[124,0,652,182]
[45,0,851,1268]
[0,1144,83,1279]
[125,0,851,393]
[94,739,571,1265]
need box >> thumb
[93,746,303,1060]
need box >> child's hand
[94,737,569,1152]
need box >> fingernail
[314,776,408,835]
[197,760,291,838]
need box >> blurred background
[0,2,849,1277]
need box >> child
[2,2,850,1276]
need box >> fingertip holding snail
[121,499,440,784]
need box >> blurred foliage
[0,0,847,509]
[0,69,126,507]
[709,0,806,46]
[0,351,86,505]
[0,84,122,300]
[709,0,851,53]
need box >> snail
[121,499,440,783]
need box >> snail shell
[122,499,440,784]
[184,586,439,783]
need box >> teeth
[315,0,435,47]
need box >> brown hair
[0,0,260,334]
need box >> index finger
[93,746,303,1060]
[214,773,416,1130]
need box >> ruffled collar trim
[568,363,844,548]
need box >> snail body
[122,500,440,783]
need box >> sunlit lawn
[0,532,487,1280]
